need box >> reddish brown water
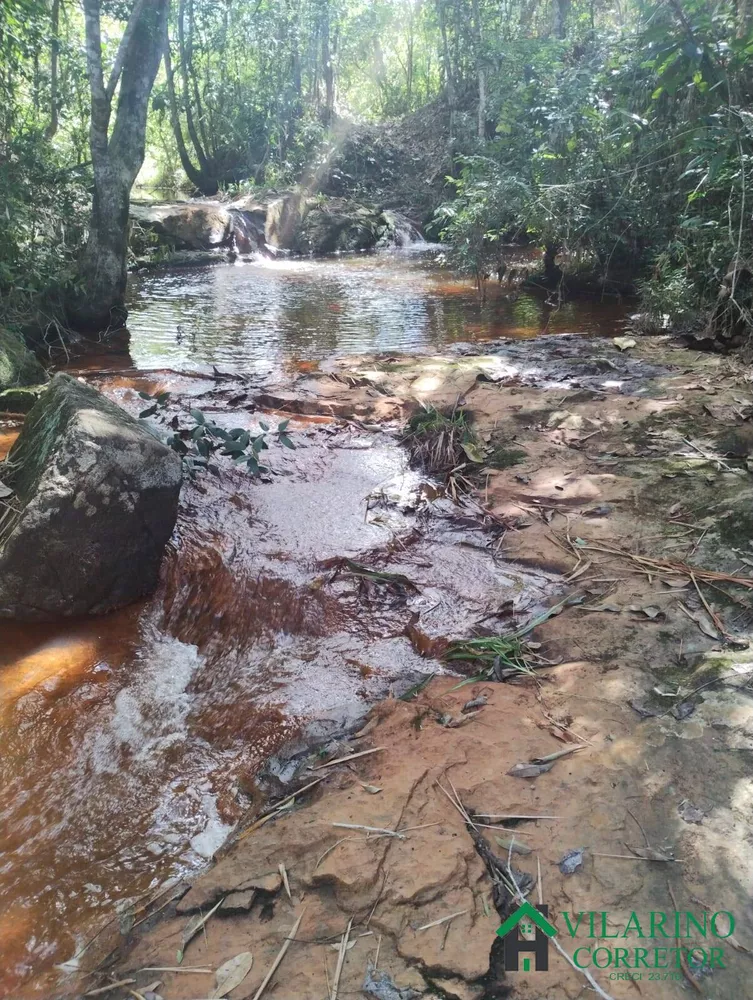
[0,249,625,997]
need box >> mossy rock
[0,384,47,414]
[0,328,47,392]
[0,373,183,620]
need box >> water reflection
[125,247,628,375]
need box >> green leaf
[279,434,295,450]
[190,409,206,425]
[277,419,290,432]
[259,420,269,431]
[139,404,158,418]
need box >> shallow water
[0,248,625,996]
[125,246,628,375]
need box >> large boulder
[0,374,182,620]
[130,202,234,250]
[0,328,47,393]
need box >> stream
[0,246,630,997]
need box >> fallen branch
[581,542,753,590]
[331,916,352,1000]
[311,747,386,770]
[251,909,306,1000]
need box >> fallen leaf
[329,939,357,952]
[629,846,673,862]
[507,761,555,778]
[671,700,696,721]
[628,699,660,719]
[559,848,585,874]
[461,440,486,463]
[678,800,704,824]
[629,605,665,621]
[613,336,637,351]
[462,695,487,713]
[678,602,719,640]
[495,836,532,856]
[359,782,383,795]
[210,952,254,998]
[177,897,224,963]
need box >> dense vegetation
[2,0,753,343]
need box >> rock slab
[0,327,47,394]
[0,373,182,620]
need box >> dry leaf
[678,602,719,639]
[629,846,672,862]
[177,897,224,963]
[211,952,254,998]
[613,336,636,351]
[329,939,357,952]
[494,836,532,856]
[507,761,555,778]
[359,782,382,795]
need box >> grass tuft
[403,404,479,474]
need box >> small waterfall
[380,209,424,247]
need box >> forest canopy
[2,0,753,342]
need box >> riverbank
[69,333,753,1000]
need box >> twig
[474,814,559,820]
[311,747,386,770]
[238,777,324,840]
[374,934,382,970]
[691,572,734,640]
[593,852,677,861]
[332,823,405,839]
[331,917,352,1000]
[416,909,467,931]
[84,982,136,997]
[315,837,355,870]
[366,874,387,928]
[667,882,702,993]
[140,967,212,974]
[279,863,292,901]
[251,909,306,1000]
[626,807,650,848]
[503,834,615,1000]
[662,666,753,718]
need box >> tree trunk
[321,2,334,125]
[68,0,169,333]
[471,0,485,139]
[45,0,60,139]
[553,0,569,38]
[163,26,217,194]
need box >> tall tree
[67,0,169,332]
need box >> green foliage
[137,392,294,478]
[432,0,753,327]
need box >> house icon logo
[496,900,557,972]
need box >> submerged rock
[0,328,47,394]
[0,373,182,620]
